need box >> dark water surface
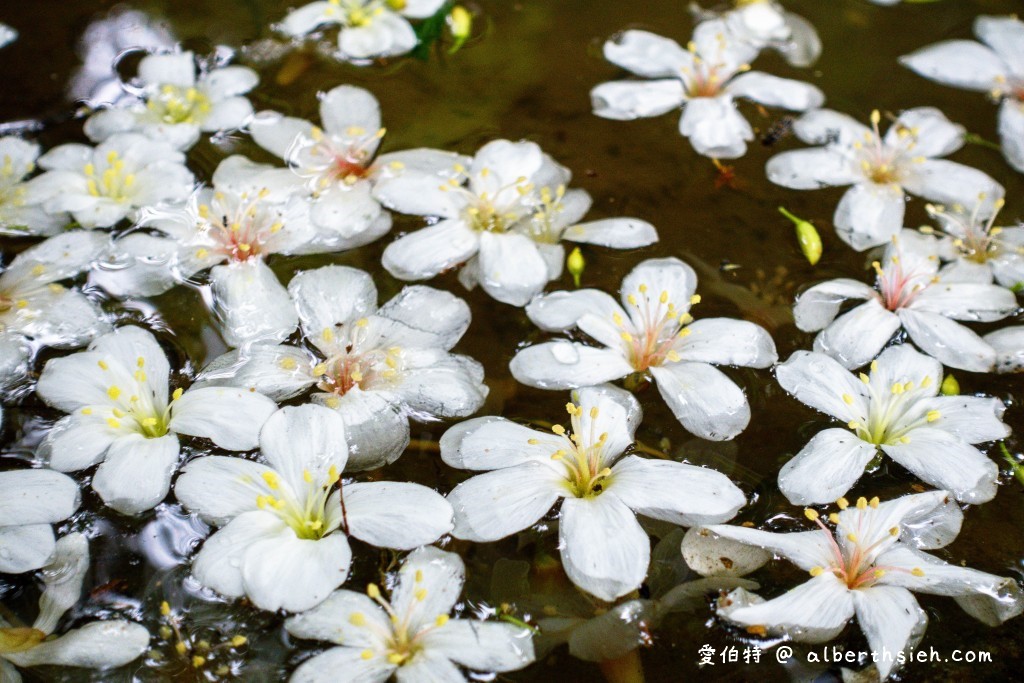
[1,0,1022,681]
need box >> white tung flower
[285,546,535,682]
[84,50,259,151]
[91,154,317,348]
[278,0,447,61]
[0,469,80,573]
[774,345,1010,505]
[0,231,109,390]
[174,405,454,613]
[708,491,1024,680]
[31,133,194,229]
[195,264,487,470]
[591,27,825,159]
[35,326,278,515]
[793,234,1019,372]
[767,107,1005,251]
[441,385,746,601]
[0,137,68,237]
[901,15,1024,173]
[379,138,658,307]
[917,198,1024,289]
[250,84,468,251]
[0,533,151,680]
[511,257,777,441]
[690,1,822,68]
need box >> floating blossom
[442,385,746,600]
[175,405,454,613]
[985,327,1024,374]
[0,23,17,49]
[0,533,150,679]
[708,491,1024,679]
[379,138,658,306]
[915,200,1024,288]
[84,51,259,151]
[250,84,468,251]
[511,258,777,440]
[766,107,1005,250]
[90,155,317,347]
[278,0,446,61]
[775,345,1009,504]
[793,235,1018,371]
[286,546,534,681]
[0,469,79,573]
[0,231,109,390]
[900,15,1024,173]
[196,265,487,470]
[35,326,277,515]
[690,1,821,68]
[30,133,194,229]
[590,27,824,158]
[0,137,68,237]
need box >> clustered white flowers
[1,0,1023,681]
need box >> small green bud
[940,374,960,396]
[567,246,585,287]
[448,6,472,54]
[779,206,822,265]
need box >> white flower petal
[391,350,488,419]
[719,573,854,643]
[5,621,149,669]
[92,433,180,515]
[341,481,453,549]
[439,417,552,470]
[320,85,381,136]
[33,533,89,635]
[680,527,771,578]
[765,148,859,190]
[974,15,1024,69]
[603,30,690,78]
[249,111,315,160]
[851,586,927,680]
[89,232,179,298]
[885,107,965,158]
[998,99,1024,173]
[290,647,394,683]
[910,282,1017,322]
[676,318,777,368]
[285,590,389,647]
[778,428,878,505]
[902,160,1004,214]
[241,530,353,612]
[191,511,285,599]
[525,289,623,333]
[791,279,879,332]
[375,286,470,350]
[882,427,998,503]
[395,651,463,682]
[323,389,408,471]
[448,463,563,542]
[610,456,745,525]
[310,185,383,239]
[899,40,1007,92]
[775,350,869,420]
[338,13,417,59]
[195,345,315,401]
[170,386,277,450]
[559,493,649,601]
[38,415,117,472]
[679,96,753,159]
[561,218,658,248]
[897,309,996,372]
[421,620,535,673]
[0,469,79,526]
[259,405,349,485]
[210,260,298,348]
[725,72,824,111]
[702,525,834,572]
[793,108,870,146]
[0,525,55,574]
[391,546,465,630]
[650,362,750,441]
[289,265,377,342]
[834,183,906,251]
[986,326,1024,374]
[382,219,479,280]
[139,51,195,87]
[814,299,901,370]
[622,257,697,309]
[510,342,633,389]
[916,395,1009,443]
[174,455,269,526]
[477,232,550,306]
[279,2,335,37]
[590,79,686,120]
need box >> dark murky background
[1,0,1022,680]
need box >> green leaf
[411,1,456,61]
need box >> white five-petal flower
[0,469,80,573]
[441,385,746,601]
[84,50,259,151]
[0,137,68,237]
[35,326,278,515]
[250,84,468,252]
[379,138,658,306]
[31,133,194,229]
[511,257,777,440]
[767,107,1005,250]
[174,405,454,613]
[708,491,1024,680]
[901,15,1024,173]
[774,345,1010,505]
[0,533,150,679]
[793,235,1019,372]
[278,0,447,61]
[690,1,821,68]
[285,546,535,682]
[0,231,109,389]
[196,265,487,470]
[591,27,825,158]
